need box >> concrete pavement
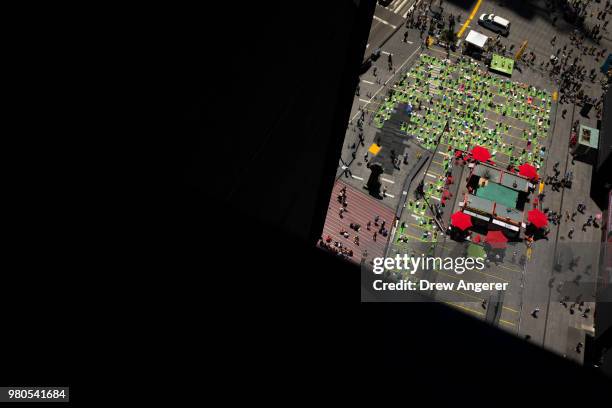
[341,0,608,363]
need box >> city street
[338,0,610,362]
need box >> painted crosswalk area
[378,0,418,17]
[320,180,395,264]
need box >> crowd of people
[376,54,551,173]
[543,0,611,120]
[319,185,391,259]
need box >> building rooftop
[493,201,524,224]
[476,181,519,209]
[465,193,494,214]
[473,163,502,180]
[579,125,599,149]
[500,172,529,192]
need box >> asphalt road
[342,0,610,363]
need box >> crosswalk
[378,0,418,18]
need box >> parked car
[478,13,510,36]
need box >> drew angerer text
[373,279,509,292]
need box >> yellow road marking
[432,270,517,313]
[445,302,485,317]
[468,268,510,283]
[500,319,516,326]
[410,223,431,231]
[496,264,522,273]
[457,0,483,38]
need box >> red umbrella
[518,163,539,180]
[470,145,491,162]
[451,211,472,231]
[528,208,548,228]
[442,189,451,198]
[454,150,463,158]
[473,234,481,243]
[485,230,508,249]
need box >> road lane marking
[457,0,482,38]
[500,319,516,327]
[384,193,395,198]
[445,302,485,317]
[403,0,422,18]
[359,98,371,103]
[471,269,510,283]
[373,15,397,29]
[351,175,364,181]
[361,79,375,84]
[350,45,420,123]
[394,0,410,14]
[381,178,395,184]
[496,264,522,273]
[428,271,515,309]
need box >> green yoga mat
[467,243,487,259]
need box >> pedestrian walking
[576,342,583,353]
[531,308,540,318]
[568,227,575,239]
[403,31,409,42]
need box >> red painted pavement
[320,179,396,264]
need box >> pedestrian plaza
[374,54,553,172]
[371,53,556,247]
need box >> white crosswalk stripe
[389,0,403,10]
[394,0,410,14]
[379,0,415,16]
[373,15,397,29]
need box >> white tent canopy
[465,30,488,49]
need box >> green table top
[490,54,514,75]
[476,182,519,209]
